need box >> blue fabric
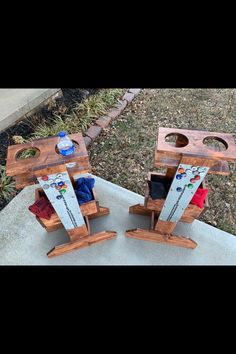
[75,177,95,205]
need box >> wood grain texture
[155,152,230,175]
[87,206,110,219]
[125,228,197,249]
[47,231,117,258]
[154,127,235,174]
[6,133,91,180]
[67,225,89,242]
[154,219,177,233]
[155,127,236,162]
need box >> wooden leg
[150,211,155,230]
[47,230,117,258]
[125,228,197,249]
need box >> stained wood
[87,206,110,219]
[155,127,236,164]
[154,219,177,233]
[129,204,154,216]
[47,231,117,258]
[150,211,155,230]
[67,224,89,242]
[6,133,91,178]
[15,173,37,189]
[125,228,197,249]
[165,167,177,178]
[36,214,63,232]
[154,152,230,175]
[84,216,91,235]
[80,200,99,216]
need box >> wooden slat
[155,152,230,175]
[125,228,197,249]
[36,214,63,232]
[47,231,117,258]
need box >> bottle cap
[58,131,66,137]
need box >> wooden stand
[126,127,236,249]
[6,133,117,258]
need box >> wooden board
[47,231,117,258]
[155,151,230,175]
[6,133,91,178]
[125,228,197,249]
[155,127,236,164]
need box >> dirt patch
[89,89,236,236]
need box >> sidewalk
[0,89,61,132]
[1,176,236,265]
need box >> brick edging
[83,89,141,147]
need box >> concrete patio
[0,89,61,132]
[0,175,236,265]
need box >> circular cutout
[55,140,79,155]
[165,133,189,148]
[16,147,40,160]
[202,137,228,151]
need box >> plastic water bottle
[57,131,75,156]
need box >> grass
[89,89,236,236]
[0,165,16,201]
[28,89,125,140]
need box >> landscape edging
[83,89,141,147]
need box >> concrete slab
[0,176,236,265]
[0,89,61,132]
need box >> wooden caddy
[126,127,236,249]
[6,133,117,258]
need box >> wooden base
[36,205,110,233]
[127,203,198,249]
[47,230,117,258]
[45,205,115,258]
[125,228,197,249]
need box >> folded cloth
[75,177,95,205]
[148,178,172,200]
[28,196,55,220]
[190,187,208,208]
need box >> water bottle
[57,131,75,156]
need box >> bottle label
[59,146,75,156]
[66,162,77,168]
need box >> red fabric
[28,196,55,220]
[190,187,208,208]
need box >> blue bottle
[57,131,75,156]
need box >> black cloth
[148,178,171,200]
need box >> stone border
[83,89,141,147]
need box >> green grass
[0,165,16,201]
[28,89,125,140]
[17,148,37,159]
